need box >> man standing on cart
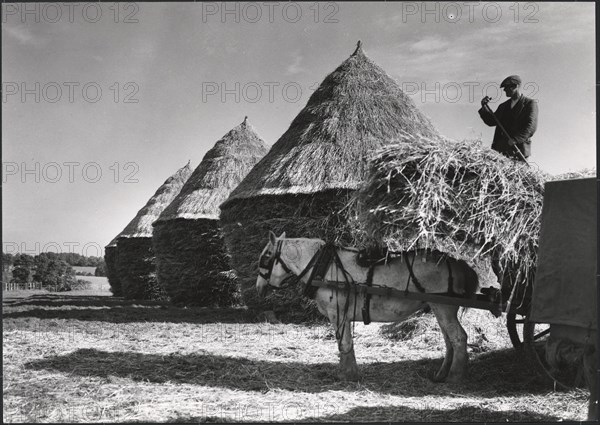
[478,75,538,162]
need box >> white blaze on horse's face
[256,231,288,297]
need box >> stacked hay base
[104,243,121,296]
[220,43,441,322]
[152,218,238,306]
[116,236,167,300]
[115,162,192,300]
[356,136,548,308]
[153,119,268,307]
[221,189,360,321]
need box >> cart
[524,177,597,418]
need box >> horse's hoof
[432,373,447,383]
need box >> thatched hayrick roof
[223,42,439,205]
[219,42,441,321]
[116,162,192,300]
[153,118,269,306]
[355,135,548,308]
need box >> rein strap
[403,251,426,293]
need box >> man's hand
[507,138,516,147]
[481,96,492,107]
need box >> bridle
[259,239,326,290]
[258,239,293,287]
[257,238,357,353]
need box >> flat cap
[500,75,522,88]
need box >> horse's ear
[279,232,286,239]
[269,231,277,245]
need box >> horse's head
[256,231,292,297]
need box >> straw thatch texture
[153,119,268,306]
[116,162,192,300]
[220,43,441,321]
[355,135,548,308]
[104,238,121,296]
[116,237,166,300]
[152,219,238,306]
[224,44,439,204]
[221,189,360,320]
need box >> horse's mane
[286,238,365,255]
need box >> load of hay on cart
[352,135,546,348]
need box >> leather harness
[259,242,457,325]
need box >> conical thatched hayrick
[104,236,121,296]
[219,42,441,321]
[116,162,192,300]
[152,118,268,306]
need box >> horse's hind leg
[431,313,453,382]
[583,344,597,420]
[329,313,360,381]
[430,303,468,383]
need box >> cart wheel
[506,312,529,350]
[522,320,584,390]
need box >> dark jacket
[478,95,538,159]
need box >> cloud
[3,25,44,47]
[410,36,450,52]
[136,40,157,59]
[286,52,306,75]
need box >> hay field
[3,284,589,422]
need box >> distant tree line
[2,252,107,291]
[53,252,105,267]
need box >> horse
[256,231,481,383]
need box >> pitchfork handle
[483,103,529,166]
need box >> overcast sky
[2,2,595,256]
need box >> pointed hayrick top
[155,119,269,222]
[116,162,193,238]
[221,42,440,207]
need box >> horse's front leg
[430,303,468,383]
[328,312,360,381]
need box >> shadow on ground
[25,347,558,398]
[3,294,157,308]
[163,404,565,423]
[3,294,256,324]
